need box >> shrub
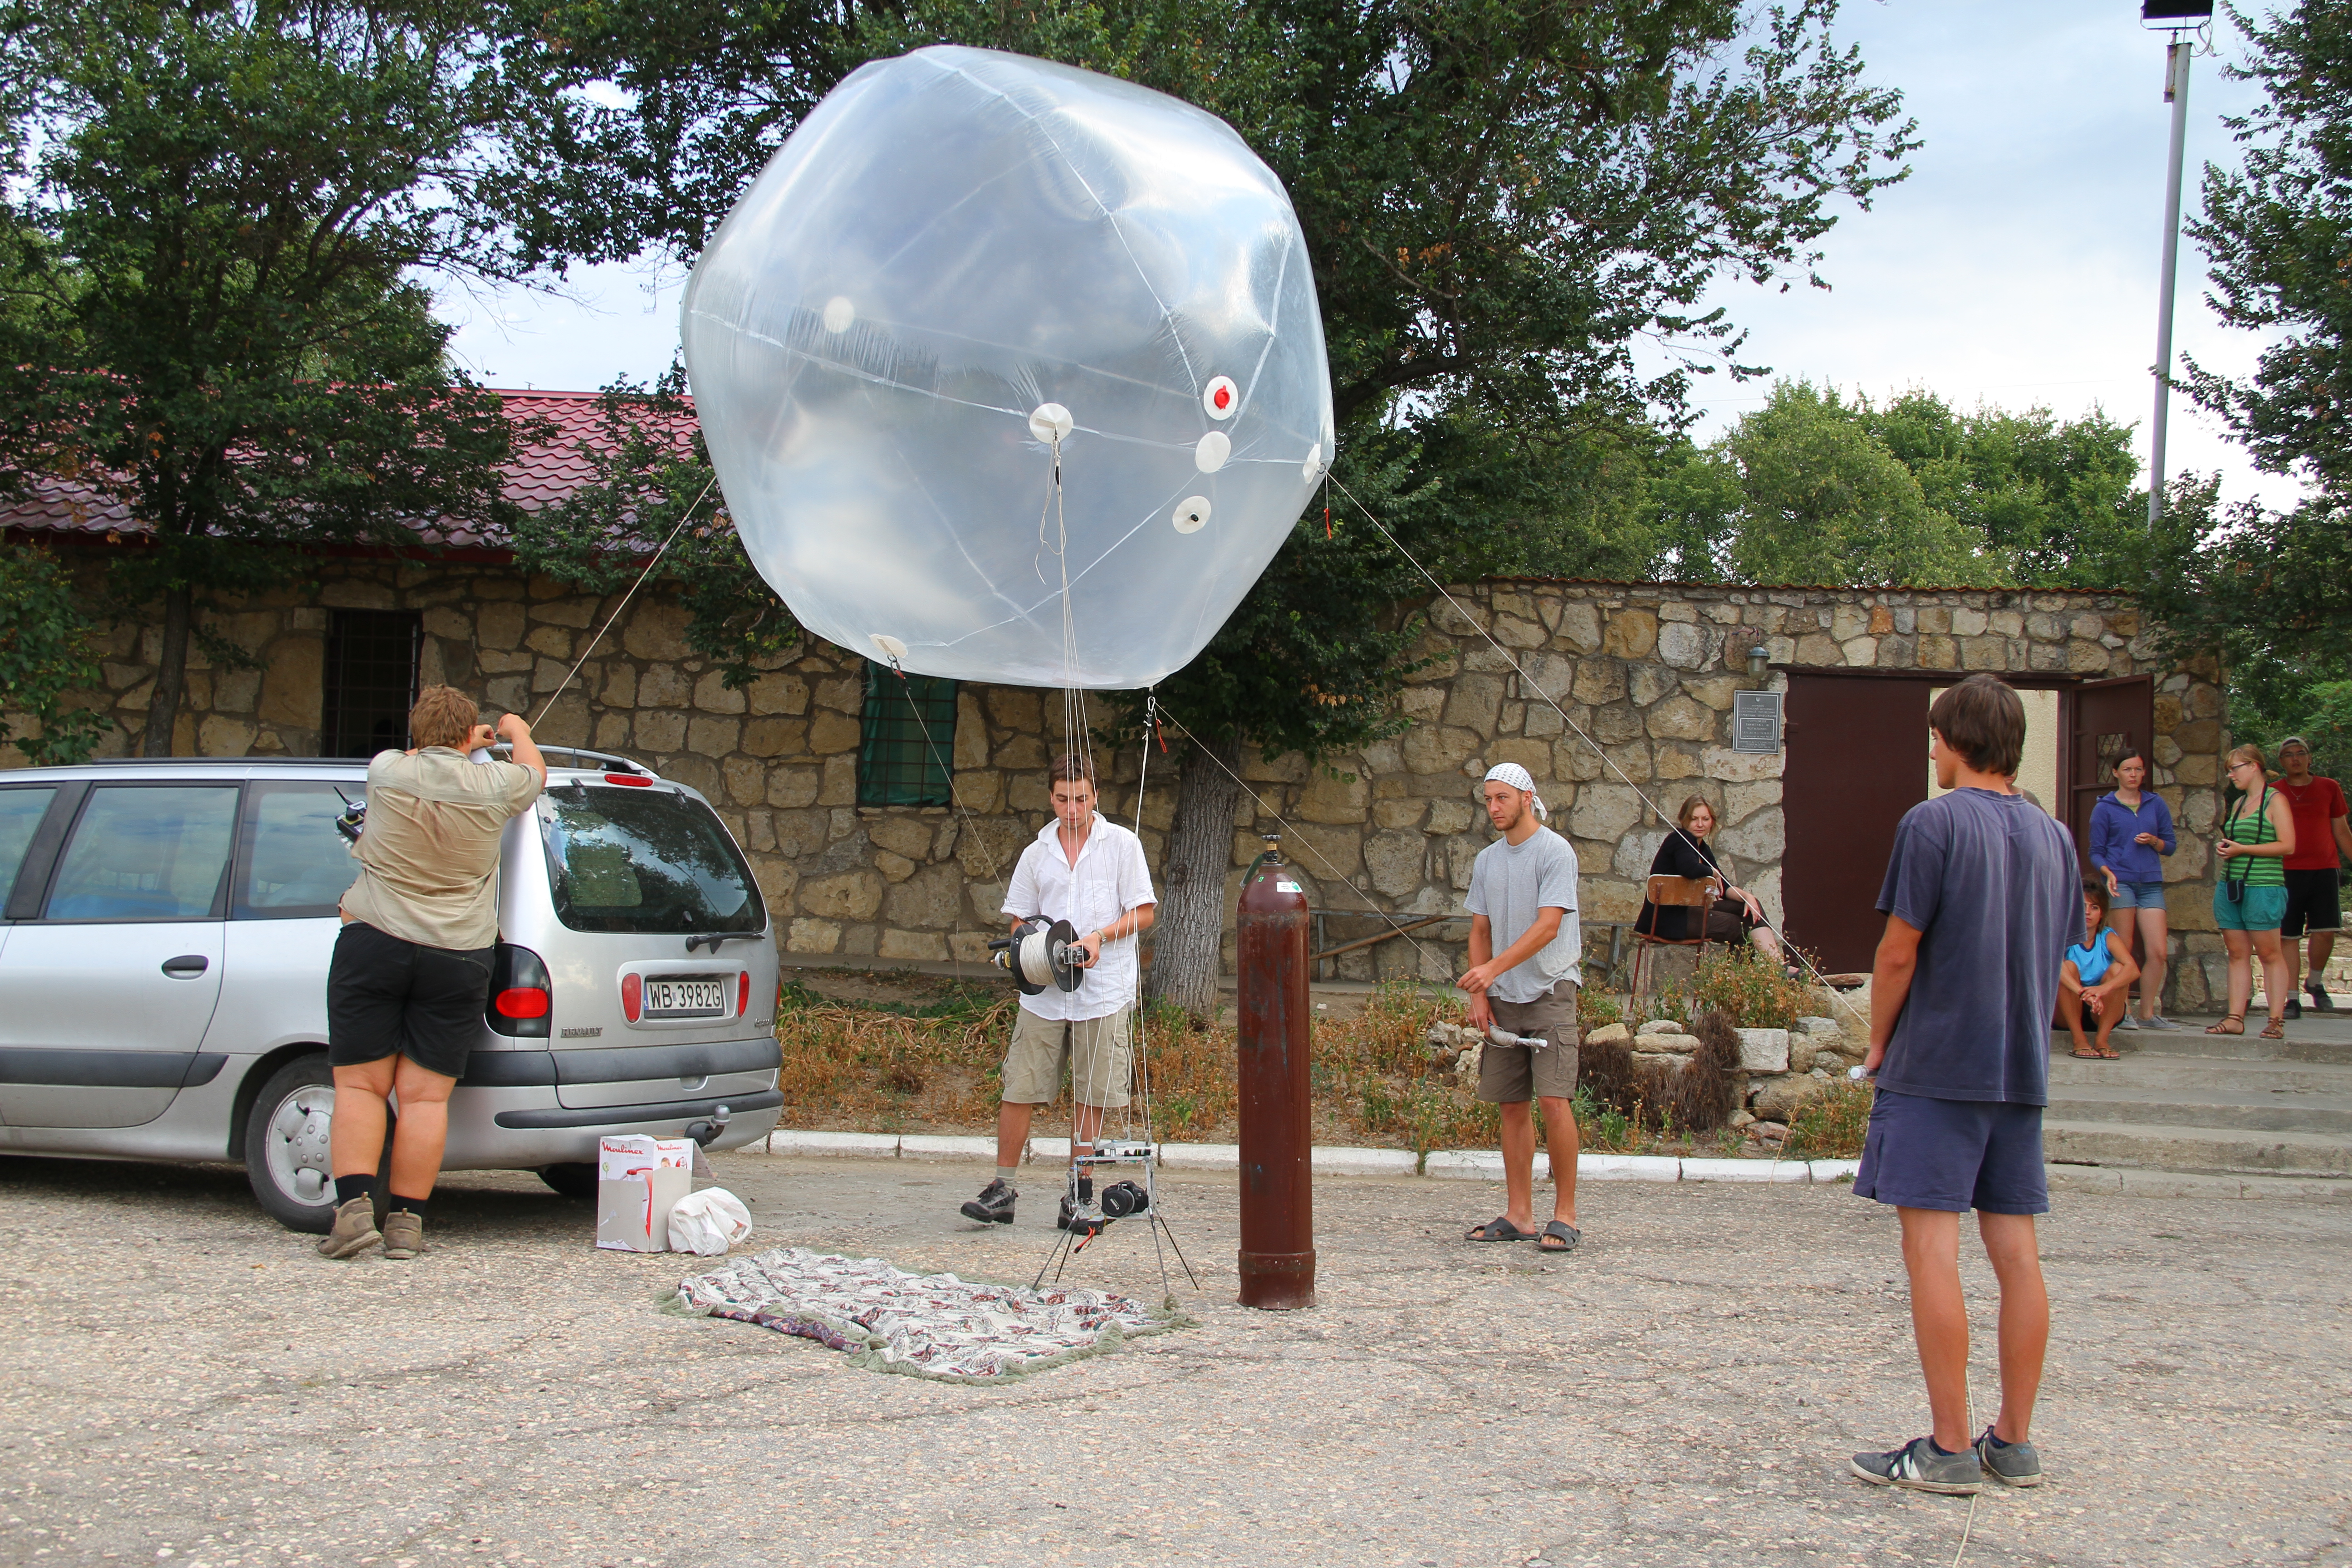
[1688,946,1809,1029]
[1783,1077,1873,1159]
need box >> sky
[436,0,2299,511]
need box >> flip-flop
[2068,1049,2105,1059]
[1466,1216,1534,1242]
[1537,1220,1581,1254]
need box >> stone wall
[3,555,2236,1010]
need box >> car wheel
[242,1055,392,1234]
[538,1162,599,1200]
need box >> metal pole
[1235,837,1314,1309]
[2149,38,2192,524]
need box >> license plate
[643,976,727,1018]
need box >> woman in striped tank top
[2211,744,2299,1039]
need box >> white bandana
[1482,761,1548,823]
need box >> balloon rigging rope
[1322,472,1876,1045]
[529,472,721,730]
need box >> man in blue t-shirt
[1849,674,2079,1497]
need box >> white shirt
[1001,814,1156,1022]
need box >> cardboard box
[596,1135,693,1251]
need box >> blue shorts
[1853,1089,2048,1215]
[2108,879,2166,911]
[2213,882,2288,932]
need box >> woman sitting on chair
[1637,795,1791,968]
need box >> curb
[743,1130,1865,1185]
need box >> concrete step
[2046,1081,2352,1136]
[2113,1031,2352,1066]
[2047,1053,2352,1095]
[2044,1118,2352,1178]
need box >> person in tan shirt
[318,686,545,1261]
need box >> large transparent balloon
[681,46,1335,690]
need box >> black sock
[1982,1430,2012,1449]
[386,1193,430,1220]
[334,1174,376,1208]
[1925,1437,1957,1457]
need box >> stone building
[2,392,2238,1012]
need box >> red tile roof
[0,387,697,555]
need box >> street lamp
[2142,0,2214,524]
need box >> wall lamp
[1745,645,1770,682]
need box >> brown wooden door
[2067,676,2155,868]
[1782,675,1933,972]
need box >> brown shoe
[380,1210,425,1260]
[315,1196,381,1259]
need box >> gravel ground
[1,1149,2347,1568]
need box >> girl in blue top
[2060,874,2139,1059]
[2087,752,2178,1031]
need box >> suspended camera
[332,789,367,843]
[988,917,1087,995]
[1099,1180,1150,1219]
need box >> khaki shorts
[1476,981,1581,1104]
[1002,1008,1132,1108]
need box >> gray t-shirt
[1873,787,2078,1106]
[1464,826,1581,1004]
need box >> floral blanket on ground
[675,1247,1178,1382]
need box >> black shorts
[326,921,494,1080]
[2282,868,2342,938]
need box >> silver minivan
[0,748,782,1230]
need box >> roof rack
[493,743,660,778]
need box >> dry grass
[1782,1076,1873,1160]
[769,973,1764,1157]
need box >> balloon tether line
[530,472,720,730]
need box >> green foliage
[0,544,111,764]
[1782,1076,1870,1160]
[0,0,532,755]
[506,375,801,686]
[1686,945,1808,1030]
[1652,381,2146,588]
[2186,0,2352,500]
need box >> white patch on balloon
[1303,442,1325,482]
[1203,376,1239,420]
[1029,403,1074,443]
[822,297,855,333]
[872,633,908,662]
[1172,497,1211,534]
[1194,431,1230,473]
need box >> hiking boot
[315,1196,382,1259]
[2284,995,2304,1020]
[1057,1194,1106,1236]
[1973,1426,2043,1487]
[380,1210,425,1260]
[960,1178,1017,1225]
[1849,1436,1984,1494]
[2308,980,2336,1013]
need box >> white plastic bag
[666,1188,753,1256]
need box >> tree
[0,544,112,764]
[0,0,533,755]
[492,0,1917,1015]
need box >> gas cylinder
[1235,835,1314,1309]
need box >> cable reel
[988,917,1086,996]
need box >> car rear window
[540,786,765,935]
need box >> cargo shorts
[1475,980,1581,1104]
[1002,1007,1132,1108]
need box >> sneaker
[1849,1436,1985,1495]
[380,1210,424,1261]
[314,1196,381,1259]
[1057,1194,1106,1236]
[1973,1426,2043,1488]
[960,1178,1017,1225]
[2284,995,2304,1020]
[2308,981,2336,1013]
[2141,1014,2182,1031]
[2114,1013,2140,1031]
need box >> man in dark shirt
[1849,674,2079,1496]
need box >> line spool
[989,917,1085,995]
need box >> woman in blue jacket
[2089,751,2179,1029]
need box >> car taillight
[603,773,652,786]
[622,971,642,1022]
[485,944,552,1039]
[737,971,750,1018]
[495,987,549,1018]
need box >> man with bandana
[1458,762,1585,1253]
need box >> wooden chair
[1628,874,1720,1004]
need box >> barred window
[857,661,958,808]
